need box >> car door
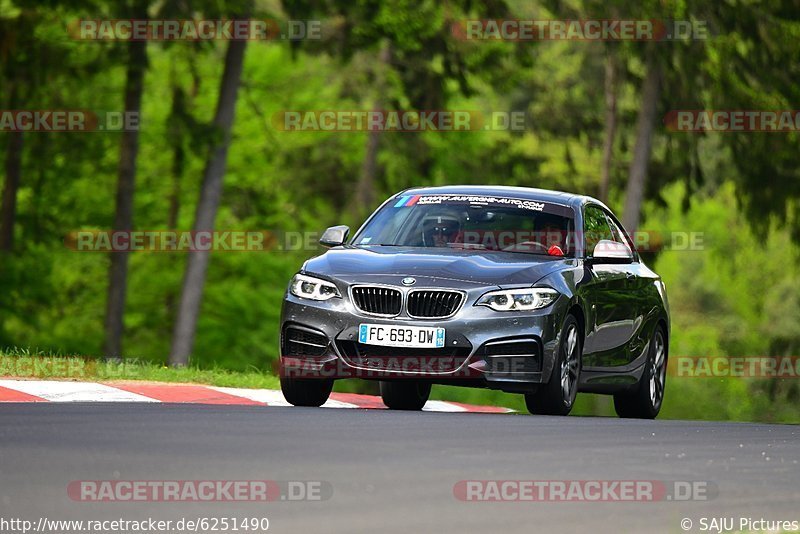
[604,211,655,365]
[580,205,637,368]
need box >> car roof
[398,185,608,211]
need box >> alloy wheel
[649,332,666,408]
[560,324,580,407]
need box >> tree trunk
[0,84,23,252]
[622,51,661,233]
[167,86,187,229]
[102,10,148,360]
[164,85,188,337]
[355,42,391,213]
[599,50,618,204]
[169,37,248,366]
[0,132,23,252]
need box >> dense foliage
[1,0,798,420]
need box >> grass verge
[0,347,280,390]
[2,347,798,423]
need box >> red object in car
[548,245,564,256]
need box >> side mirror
[319,225,350,248]
[589,239,633,264]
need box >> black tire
[379,381,431,410]
[613,326,667,419]
[525,314,582,416]
[280,377,333,407]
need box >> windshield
[353,194,575,257]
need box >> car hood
[303,246,573,288]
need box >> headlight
[290,273,341,301]
[476,287,559,311]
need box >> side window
[583,206,614,255]
[604,213,633,252]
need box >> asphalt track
[1,403,798,533]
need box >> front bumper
[279,288,567,393]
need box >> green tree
[169,3,252,366]
[103,0,149,359]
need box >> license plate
[359,324,445,348]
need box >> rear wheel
[525,314,581,416]
[280,377,333,407]
[613,326,667,419]
[379,381,431,410]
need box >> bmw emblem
[401,277,416,286]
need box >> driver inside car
[536,216,567,256]
[421,213,462,247]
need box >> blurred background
[0,0,798,420]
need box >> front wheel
[525,314,582,416]
[379,381,431,410]
[613,326,667,419]
[280,377,333,407]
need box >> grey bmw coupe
[280,186,670,418]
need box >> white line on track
[0,379,158,402]
[0,380,511,412]
[211,386,360,408]
[422,400,468,412]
